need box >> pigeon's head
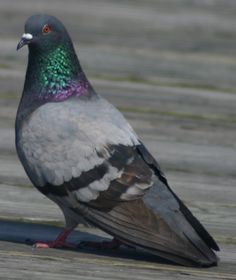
[17,14,71,52]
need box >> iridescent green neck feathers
[38,45,77,94]
[26,43,90,101]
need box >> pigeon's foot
[78,238,123,250]
[34,240,75,249]
[33,227,75,249]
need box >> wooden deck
[0,0,236,279]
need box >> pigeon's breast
[16,97,139,189]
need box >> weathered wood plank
[0,0,236,279]
[0,238,235,280]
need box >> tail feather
[137,143,219,252]
[177,198,219,251]
[78,198,218,267]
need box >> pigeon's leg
[34,227,76,249]
[79,237,124,250]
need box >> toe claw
[34,242,51,249]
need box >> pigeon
[16,14,219,267]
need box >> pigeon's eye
[42,24,52,34]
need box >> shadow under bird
[16,14,219,267]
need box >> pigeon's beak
[17,33,33,50]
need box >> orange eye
[42,24,52,34]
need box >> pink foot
[33,227,75,249]
[34,240,75,249]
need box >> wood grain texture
[0,0,236,279]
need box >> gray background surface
[0,1,235,279]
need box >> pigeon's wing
[17,96,218,266]
[75,143,219,267]
[137,143,219,251]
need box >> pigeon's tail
[80,198,218,267]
